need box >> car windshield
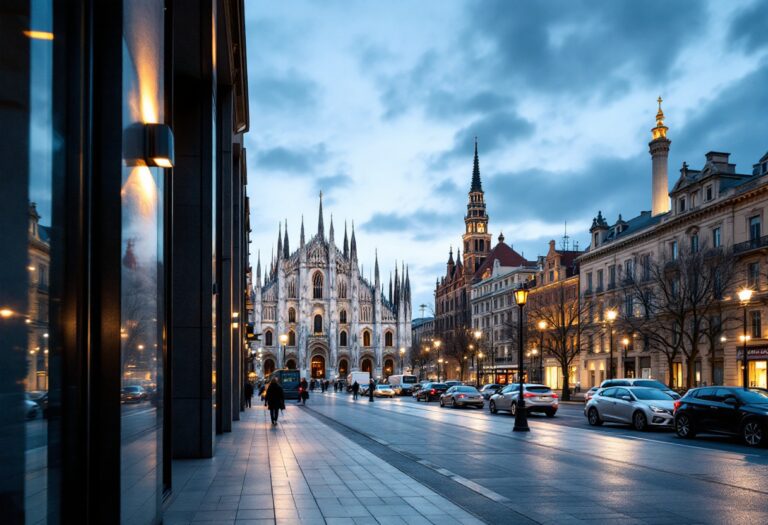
[124,386,141,392]
[526,386,551,393]
[501,385,516,393]
[633,380,669,390]
[377,385,391,389]
[738,389,768,403]
[403,376,417,383]
[631,389,674,400]
[430,383,447,389]
[457,387,479,393]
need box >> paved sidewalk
[164,403,485,525]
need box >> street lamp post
[606,309,617,380]
[399,347,406,374]
[473,330,482,387]
[438,358,444,381]
[530,348,539,383]
[433,340,441,381]
[621,337,630,378]
[513,286,530,432]
[279,334,289,369]
[537,320,546,385]
[738,288,753,389]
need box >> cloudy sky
[244,0,768,315]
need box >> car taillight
[523,392,536,398]
[673,400,681,412]
[458,394,466,399]
[551,393,558,399]
[430,389,436,394]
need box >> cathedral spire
[350,221,357,259]
[405,265,411,304]
[283,219,289,258]
[394,263,400,311]
[277,222,283,260]
[471,137,482,192]
[343,221,349,257]
[317,191,324,239]
[300,215,305,248]
[374,249,380,287]
[329,214,335,243]
[256,250,261,286]
[389,272,393,303]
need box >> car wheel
[632,411,648,431]
[742,420,765,447]
[439,398,444,407]
[510,402,517,416]
[587,407,602,426]
[452,398,458,408]
[489,400,497,414]
[675,414,696,439]
[545,409,556,418]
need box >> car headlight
[650,405,670,414]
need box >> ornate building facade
[253,195,412,380]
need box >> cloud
[316,173,352,192]
[250,69,319,112]
[728,1,768,54]
[362,209,455,238]
[431,111,535,168]
[254,143,329,173]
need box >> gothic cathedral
[252,195,412,380]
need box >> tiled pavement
[164,403,486,525]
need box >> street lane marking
[619,434,760,457]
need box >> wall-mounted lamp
[144,123,174,168]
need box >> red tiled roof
[472,242,530,280]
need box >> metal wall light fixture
[144,123,175,168]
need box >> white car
[373,385,395,398]
[585,386,676,431]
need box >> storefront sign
[745,346,768,360]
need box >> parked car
[439,386,484,408]
[27,391,49,418]
[444,380,463,388]
[585,386,676,430]
[373,384,395,398]
[479,383,503,400]
[489,384,558,417]
[674,386,768,447]
[415,382,448,402]
[599,378,681,399]
[121,385,148,404]
[25,399,39,420]
[584,386,600,404]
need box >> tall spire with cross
[283,219,289,258]
[471,136,482,192]
[317,190,324,239]
[300,215,305,248]
[343,221,349,257]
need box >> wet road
[302,392,768,524]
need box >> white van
[387,374,418,395]
[347,371,371,392]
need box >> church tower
[649,97,671,217]
[462,139,492,274]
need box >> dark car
[479,383,503,400]
[674,387,768,447]
[121,385,148,404]
[415,382,448,402]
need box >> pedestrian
[244,381,254,408]
[299,378,309,405]
[324,380,329,392]
[352,380,359,400]
[261,382,269,406]
[333,381,338,393]
[368,378,375,402]
[264,377,285,425]
[321,380,325,393]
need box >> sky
[244,0,768,316]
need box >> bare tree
[621,246,736,389]
[526,279,590,401]
[442,330,470,381]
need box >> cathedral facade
[253,196,412,380]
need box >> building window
[678,198,686,212]
[690,234,699,253]
[596,269,603,291]
[265,330,273,347]
[713,227,721,248]
[385,331,393,347]
[670,240,678,260]
[340,330,348,347]
[288,330,296,346]
[549,270,554,282]
[641,254,650,281]
[750,215,761,241]
[751,311,762,339]
[287,279,296,298]
[288,307,296,323]
[313,271,323,299]
[338,280,347,299]
[624,259,634,281]
[608,265,616,288]
[314,314,323,334]
[587,272,593,292]
[363,330,371,347]
[748,262,760,289]
[339,309,347,324]
[705,185,713,201]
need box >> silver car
[489,384,559,417]
[439,386,484,408]
[585,386,675,431]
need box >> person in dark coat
[264,377,285,425]
[352,381,360,400]
[299,378,309,405]
[244,381,254,408]
[368,378,375,402]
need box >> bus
[265,369,301,400]
[386,374,418,396]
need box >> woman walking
[264,377,285,425]
[299,378,309,405]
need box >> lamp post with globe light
[473,330,482,386]
[606,309,617,379]
[279,334,288,369]
[399,347,406,373]
[513,286,530,432]
[738,288,753,388]
[536,320,547,383]
[622,337,630,377]
[433,339,442,381]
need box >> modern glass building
[0,1,251,522]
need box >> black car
[674,387,768,447]
[415,382,448,402]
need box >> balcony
[734,235,768,255]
